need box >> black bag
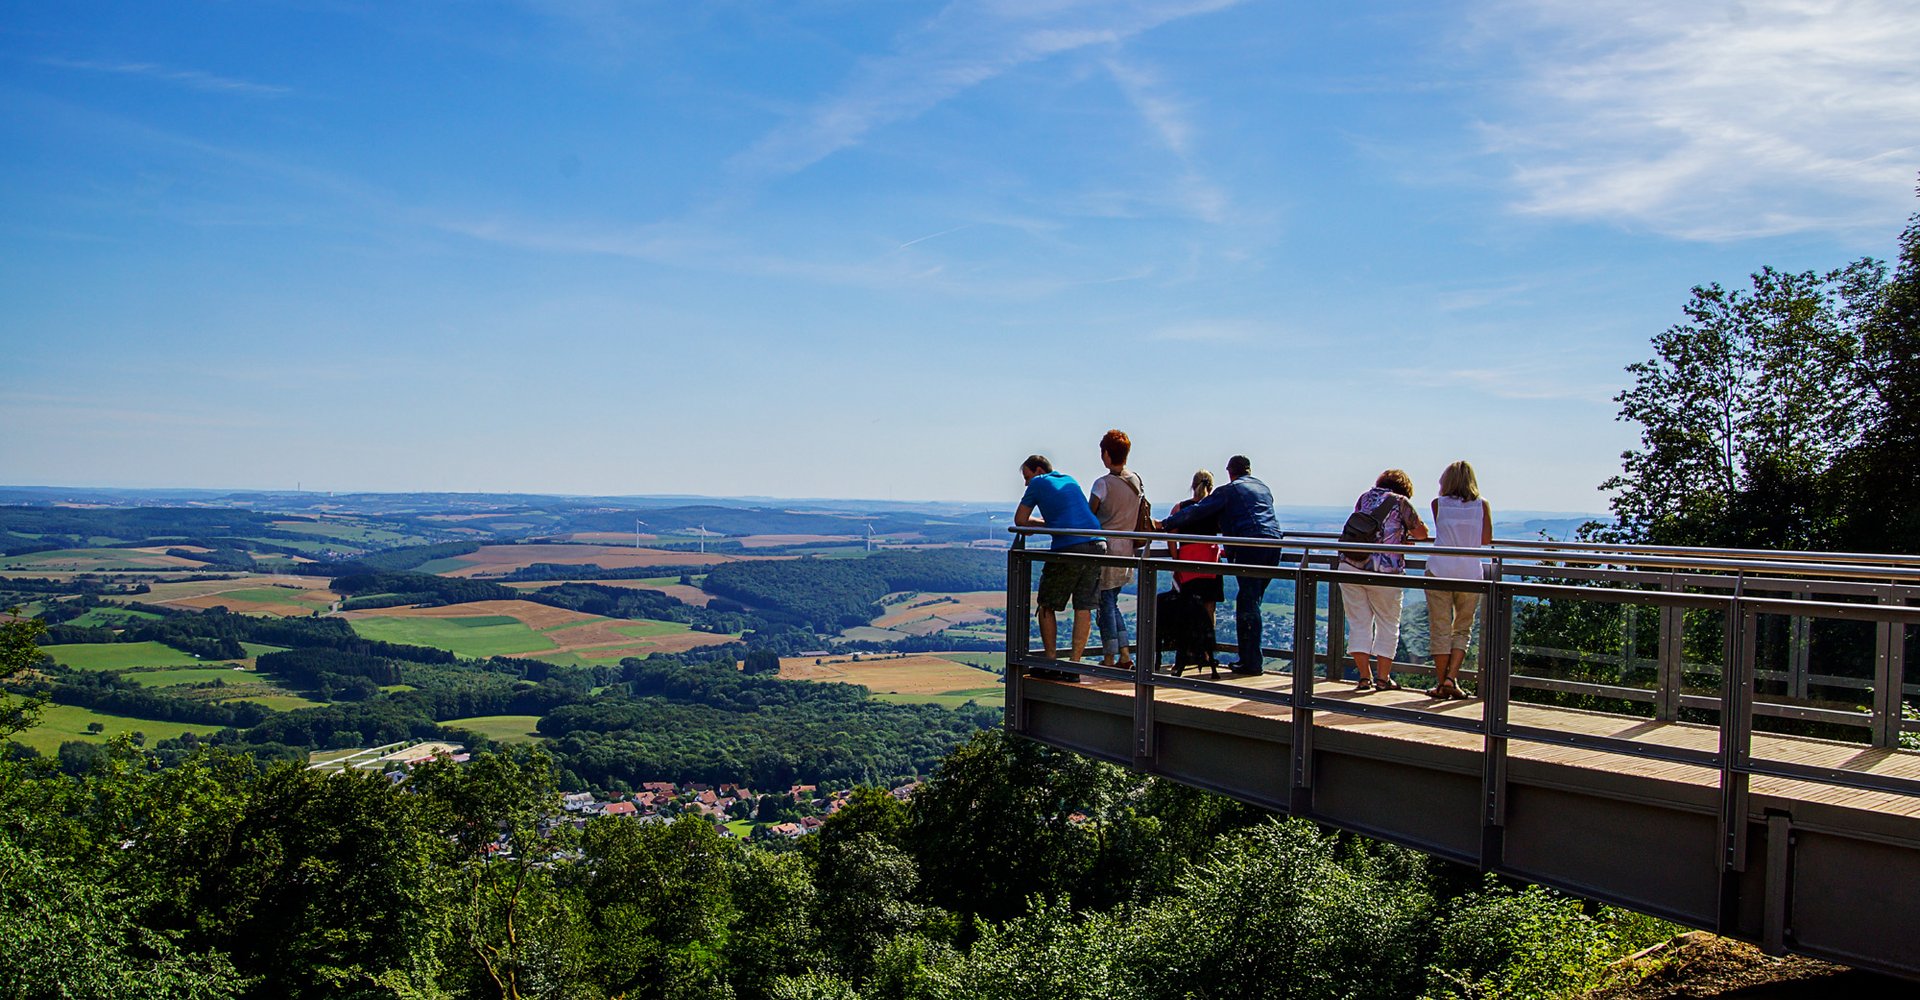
[1339,493,1405,566]
[1156,587,1216,677]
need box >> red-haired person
[1087,429,1146,668]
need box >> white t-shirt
[1426,497,1487,580]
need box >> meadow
[348,614,555,658]
[13,703,226,755]
[40,640,222,671]
[345,600,736,662]
[441,714,545,742]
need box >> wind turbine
[699,525,706,555]
[866,524,875,552]
[634,519,647,549]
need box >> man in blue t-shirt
[1015,454,1107,680]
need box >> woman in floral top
[1340,469,1429,691]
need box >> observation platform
[1003,527,1920,980]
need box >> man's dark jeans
[1226,546,1281,670]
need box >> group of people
[1014,431,1492,699]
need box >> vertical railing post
[1717,577,1752,933]
[1289,559,1316,816]
[1872,585,1907,749]
[1135,558,1158,768]
[1657,573,1683,722]
[1479,558,1510,871]
[1004,535,1030,733]
[1789,589,1811,701]
[1327,571,1347,684]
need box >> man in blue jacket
[1015,454,1107,680]
[1158,454,1282,674]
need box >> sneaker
[1228,665,1265,676]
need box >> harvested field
[872,590,1004,631]
[127,575,338,616]
[434,544,753,578]
[501,578,714,605]
[775,654,1001,697]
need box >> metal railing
[1004,526,1920,854]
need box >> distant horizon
[0,482,1607,522]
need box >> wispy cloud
[1104,57,1229,222]
[1471,0,1920,240]
[1385,362,1616,403]
[40,57,288,96]
[1145,318,1273,343]
[730,0,1245,180]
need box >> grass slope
[348,615,555,657]
[11,703,225,755]
[40,641,216,671]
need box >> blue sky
[3,0,1916,512]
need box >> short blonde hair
[1438,460,1480,501]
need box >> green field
[128,665,253,687]
[10,703,226,755]
[612,620,690,638]
[202,586,331,606]
[525,650,635,669]
[410,556,474,574]
[226,692,328,711]
[0,548,194,571]
[67,606,165,628]
[240,642,289,658]
[442,714,544,742]
[40,640,220,671]
[349,615,554,657]
[873,686,1004,709]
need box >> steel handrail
[1276,528,1920,569]
[1004,527,1920,802]
[1009,524,1920,584]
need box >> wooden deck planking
[1048,669,1920,820]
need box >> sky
[2,0,1917,513]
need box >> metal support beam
[1763,811,1793,955]
[1005,540,1031,734]
[1135,564,1158,767]
[1480,574,1510,870]
[1290,565,1316,816]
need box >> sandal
[1425,685,1449,699]
[1354,678,1374,692]
[1376,676,1403,691]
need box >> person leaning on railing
[1168,470,1224,657]
[1087,429,1145,670]
[1341,469,1430,692]
[1424,460,1492,700]
[1156,454,1282,675]
[1015,453,1107,680]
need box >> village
[310,739,922,842]
[556,778,923,841]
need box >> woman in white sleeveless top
[1426,461,1492,699]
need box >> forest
[702,550,1005,632]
